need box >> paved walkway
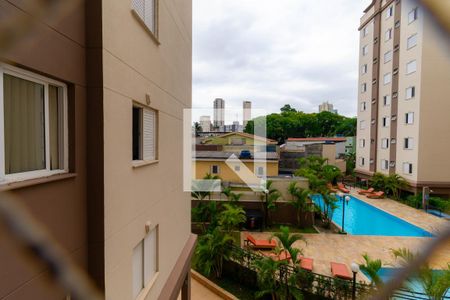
[191,277,224,300]
[241,191,450,283]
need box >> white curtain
[4,74,45,174]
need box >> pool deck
[241,189,449,283]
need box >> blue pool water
[363,268,450,298]
[311,194,433,237]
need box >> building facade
[318,101,338,114]
[243,100,251,128]
[199,115,211,132]
[355,0,450,195]
[0,0,194,299]
[213,98,225,128]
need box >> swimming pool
[311,194,433,237]
[363,268,450,299]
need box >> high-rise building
[213,98,225,128]
[0,0,195,299]
[199,116,212,132]
[243,100,252,127]
[355,0,450,195]
[319,101,338,114]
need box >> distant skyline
[193,0,370,123]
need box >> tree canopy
[244,106,356,143]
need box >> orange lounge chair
[337,183,350,193]
[358,187,374,195]
[367,191,385,199]
[261,250,291,262]
[330,262,352,280]
[245,234,276,249]
[299,257,314,271]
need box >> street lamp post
[351,262,360,300]
[339,192,351,233]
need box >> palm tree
[344,151,356,175]
[385,174,408,200]
[253,257,284,300]
[193,121,202,136]
[359,253,383,287]
[194,227,233,278]
[321,192,338,228]
[272,226,306,265]
[221,186,243,204]
[218,203,246,234]
[288,182,311,227]
[391,248,450,299]
[260,180,282,228]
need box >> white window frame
[361,64,368,74]
[362,45,368,56]
[360,101,367,112]
[406,86,416,100]
[403,162,413,175]
[405,112,414,125]
[132,104,158,163]
[408,7,418,24]
[406,60,417,75]
[360,120,366,130]
[359,157,365,167]
[383,95,391,106]
[386,6,393,19]
[362,26,369,37]
[0,64,69,184]
[383,73,392,85]
[407,33,418,49]
[132,0,159,38]
[381,138,389,149]
[382,116,390,127]
[359,139,365,148]
[381,159,389,170]
[255,166,265,177]
[384,50,392,63]
[385,28,392,41]
[404,137,414,150]
[361,83,367,93]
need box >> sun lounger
[366,191,385,199]
[245,234,277,249]
[299,257,314,271]
[261,250,291,262]
[330,262,352,280]
[358,187,374,195]
[337,183,350,193]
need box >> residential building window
[361,64,368,74]
[362,45,368,56]
[385,28,392,41]
[407,34,418,49]
[132,226,158,299]
[381,159,389,170]
[360,120,366,129]
[408,7,418,23]
[386,6,393,18]
[211,165,220,174]
[406,86,416,99]
[0,65,68,182]
[360,101,367,111]
[256,166,265,176]
[132,0,159,37]
[359,139,365,148]
[234,165,240,172]
[383,95,391,106]
[361,83,367,93]
[384,50,392,63]
[132,105,157,161]
[405,112,414,124]
[382,116,390,127]
[362,26,369,37]
[403,162,413,175]
[381,138,389,149]
[383,73,392,85]
[406,60,417,74]
[404,137,414,149]
[359,157,365,166]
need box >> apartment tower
[213,98,225,128]
[243,100,251,128]
[355,0,450,195]
[318,101,337,114]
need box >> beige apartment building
[355,0,450,195]
[1,0,193,299]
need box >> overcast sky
[192,0,371,123]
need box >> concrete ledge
[191,270,238,300]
